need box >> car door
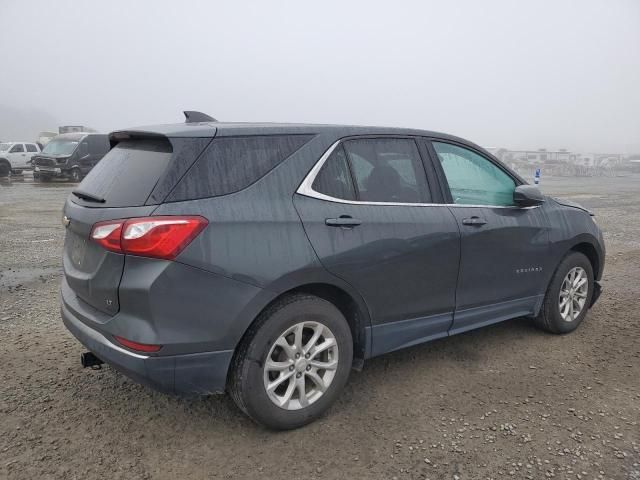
[78,139,91,173]
[426,140,551,334]
[8,143,28,168]
[294,137,461,356]
[25,143,39,165]
[89,135,111,167]
[88,135,110,168]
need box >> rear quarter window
[167,135,313,202]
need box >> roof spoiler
[183,111,217,123]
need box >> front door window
[432,142,515,206]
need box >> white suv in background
[0,142,41,176]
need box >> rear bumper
[61,300,233,395]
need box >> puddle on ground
[0,175,77,188]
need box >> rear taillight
[91,222,123,253]
[90,216,208,260]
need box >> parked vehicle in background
[33,132,110,182]
[37,131,58,149]
[0,141,41,176]
[60,113,605,430]
[59,125,97,134]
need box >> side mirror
[514,185,545,207]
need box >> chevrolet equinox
[61,112,604,429]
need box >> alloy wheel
[263,321,339,410]
[558,266,589,322]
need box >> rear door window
[10,144,24,153]
[76,138,173,207]
[342,138,430,203]
[168,135,313,202]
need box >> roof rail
[183,111,217,123]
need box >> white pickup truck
[0,142,41,176]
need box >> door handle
[462,216,487,226]
[325,216,362,228]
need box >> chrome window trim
[296,140,539,210]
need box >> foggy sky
[1,0,638,153]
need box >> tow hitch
[81,351,104,369]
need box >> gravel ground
[1,173,638,480]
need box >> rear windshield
[76,139,173,207]
[166,135,313,202]
[42,139,78,156]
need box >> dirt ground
[1,174,638,480]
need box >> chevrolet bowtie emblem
[62,215,71,227]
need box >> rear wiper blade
[72,189,105,203]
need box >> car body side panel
[153,134,337,288]
[117,257,371,357]
[151,133,375,354]
[293,195,461,354]
[115,257,265,354]
[446,204,551,329]
[544,199,605,281]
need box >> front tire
[534,251,594,334]
[69,168,82,182]
[229,294,353,430]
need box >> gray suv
[61,113,604,429]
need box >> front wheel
[228,294,353,430]
[534,251,594,334]
[69,168,82,182]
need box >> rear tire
[228,293,353,430]
[533,251,594,334]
